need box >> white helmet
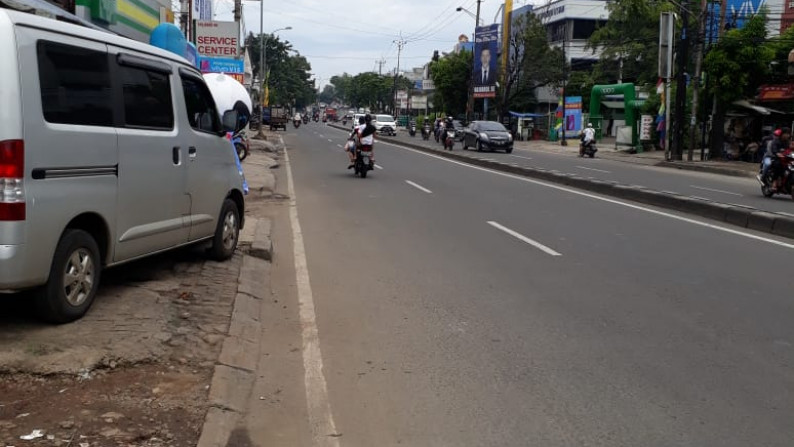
[587,122,593,128]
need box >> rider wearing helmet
[580,122,596,157]
[759,128,788,186]
[348,114,376,169]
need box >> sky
[213,0,535,89]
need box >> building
[29,0,176,42]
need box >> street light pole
[459,1,482,122]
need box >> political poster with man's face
[473,24,499,98]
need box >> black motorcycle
[353,148,373,178]
[293,119,301,129]
[409,122,417,137]
[579,139,597,158]
[421,124,431,140]
[302,115,309,125]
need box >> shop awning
[732,100,784,115]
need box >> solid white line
[373,139,794,251]
[284,148,341,446]
[487,221,562,256]
[575,166,612,174]
[405,180,432,193]
[689,185,743,197]
[374,164,384,170]
[508,154,534,160]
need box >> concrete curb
[198,231,273,446]
[656,160,757,179]
[329,123,794,241]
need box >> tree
[245,33,314,108]
[704,12,772,156]
[429,50,472,116]
[587,0,678,85]
[318,85,336,104]
[498,12,565,117]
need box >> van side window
[120,66,174,130]
[37,41,113,127]
[180,76,220,134]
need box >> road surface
[246,122,794,447]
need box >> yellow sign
[502,0,513,81]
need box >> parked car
[373,114,397,136]
[462,121,514,153]
[0,9,246,323]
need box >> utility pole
[688,0,707,161]
[709,0,729,158]
[672,0,689,160]
[392,36,406,115]
[466,0,483,122]
[560,24,567,146]
[233,0,241,21]
[376,58,386,75]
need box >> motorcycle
[443,128,455,151]
[421,124,431,140]
[293,119,301,129]
[353,147,373,178]
[232,129,249,161]
[409,122,417,137]
[579,139,598,158]
[313,115,319,122]
[760,151,794,199]
[303,115,309,125]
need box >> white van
[0,9,246,322]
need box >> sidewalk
[516,139,758,178]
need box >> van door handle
[188,146,197,160]
[172,146,180,165]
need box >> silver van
[0,9,246,323]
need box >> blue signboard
[707,0,778,40]
[199,57,244,74]
[473,24,499,98]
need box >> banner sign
[422,79,435,90]
[759,84,794,101]
[473,24,499,98]
[563,96,582,137]
[640,114,654,140]
[196,21,239,57]
[199,57,244,74]
[411,96,428,109]
[396,90,409,100]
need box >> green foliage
[763,21,794,83]
[246,33,315,108]
[318,85,335,104]
[587,0,677,84]
[704,13,773,104]
[328,72,412,111]
[429,50,472,117]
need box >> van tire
[210,199,240,261]
[35,230,102,324]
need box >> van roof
[0,8,197,72]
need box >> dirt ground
[0,136,283,447]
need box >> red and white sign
[196,21,239,57]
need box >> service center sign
[196,21,239,57]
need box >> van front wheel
[210,199,240,261]
[36,230,102,324]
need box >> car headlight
[508,133,513,142]
[479,132,489,140]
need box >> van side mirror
[222,110,238,134]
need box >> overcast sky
[213,0,535,88]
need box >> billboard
[199,57,244,74]
[473,24,499,98]
[196,20,239,57]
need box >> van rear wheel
[35,229,102,324]
[210,199,240,261]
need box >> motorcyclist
[346,116,365,168]
[348,114,376,169]
[441,117,454,142]
[759,128,789,187]
[422,118,431,137]
[579,122,596,157]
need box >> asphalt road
[381,127,794,216]
[275,122,794,446]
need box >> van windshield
[376,115,394,122]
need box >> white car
[373,114,397,136]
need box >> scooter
[443,128,455,151]
[293,119,301,129]
[353,147,373,178]
[760,151,794,199]
[421,124,431,140]
[579,139,597,158]
[232,129,249,161]
[409,122,417,137]
[303,115,309,125]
